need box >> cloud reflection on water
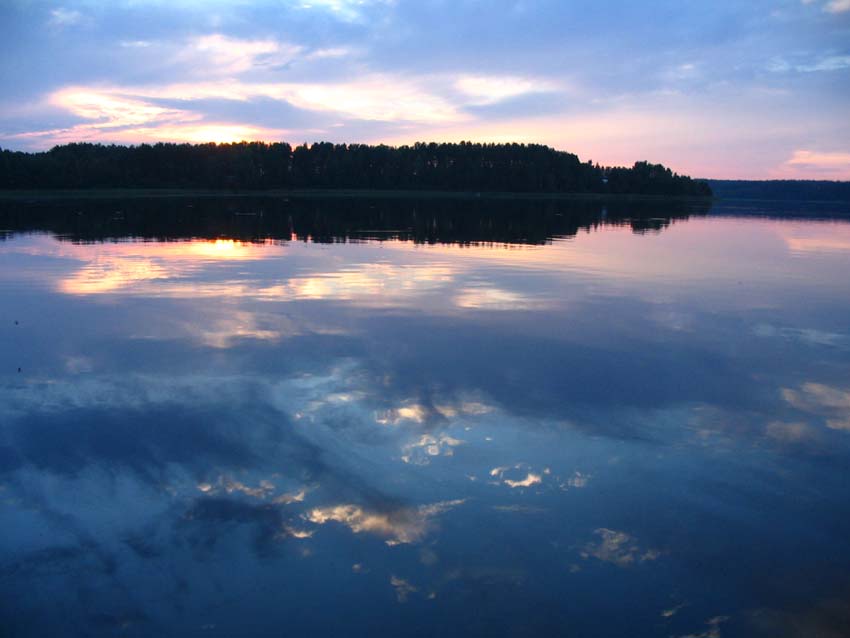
[2,202,850,636]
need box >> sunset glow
[1,1,847,178]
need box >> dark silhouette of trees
[706,179,850,202]
[0,141,712,196]
[0,196,709,246]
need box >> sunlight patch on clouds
[775,149,850,179]
[377,398,493,427]
[787,150,850,170]
[454,75,561,106]
[504,473,542,488]
[454,286,543,310]
[51,243,457,305]
[186,34,303,75]
[17,87,289,146]
[188,312,285,349]
[377,404,428,425]
[197,475,311,502]
[306,499,464,545]
[10,121,286,147]
[401,434,465,465]
[60,257,171,295]
[55,240,283,296]
[490,464,548,489]
[268,77,463,122]
[130,123,288,144]
[28,74,467,146]
[50,88,194,128]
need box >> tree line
[707,179,850,202]
[0,141,712,196]
[0,196,708,246]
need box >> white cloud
[825,0,850,13]
[454,286,543,310]
[32,74,466,146]
[454,75,560,106]
[50,88,193,128]
[768,55,850,73]
[185,33,303,75]
[48,8,83,27]
[297,0,394,22]
[504,472,542,488]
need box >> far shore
[0,188,714,203]
[3,189,850,208]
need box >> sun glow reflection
[45,239,282,295]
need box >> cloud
[454,75,561,106]
[306,499,464,545]
[0,0,847,177]
[297,0,394,23]
[489,465,552,489]
[376,398,492,427]
[825,0,850,13]
[17,75,467,145]
[675,616,730,638]
[453,286,543,310]
[752,324,850,347]
[580,528,661,567]
[784,383,850,411]
[51,88,193,128]
[504,472,542,488]
[765,421,819,443]
[564,471,591,488]
[48,8,83,27]
[768,55,850,72]
[782,150,850,178]
[184,33,303,74]
[390,575,417,602]
[782,382,850,432]
[12,87,291,146]
[400,433,465,465]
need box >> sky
[0,0,848,179]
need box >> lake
[1,196,850,638]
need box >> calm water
[1,197,850,638]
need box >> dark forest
[0,141,712,197]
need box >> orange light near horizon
[38,238,283,296]
[141,124,279,144]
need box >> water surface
[2,197,850,637]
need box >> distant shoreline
[2,189,849,207]
[0,188,715,203]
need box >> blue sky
[1,0,849,178]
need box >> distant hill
[707,179,850,202]
[0,141,711,198]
